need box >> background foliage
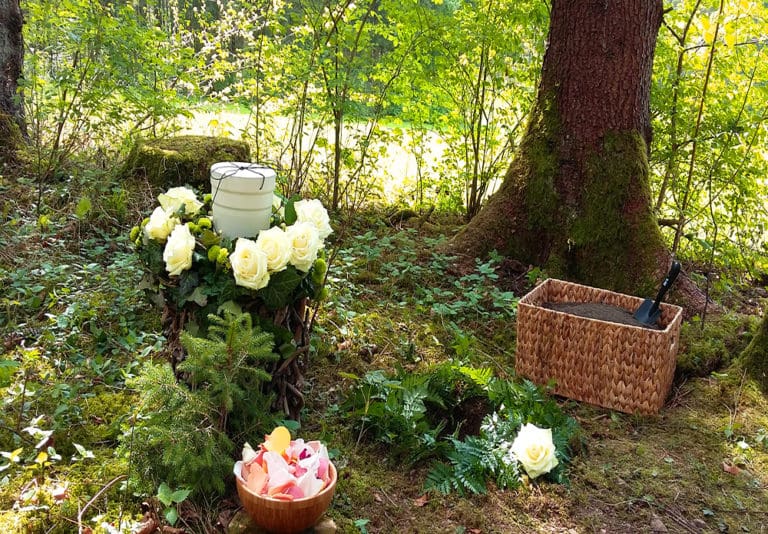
[2,0,768,531]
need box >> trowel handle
[650,261,681,314]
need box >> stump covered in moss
[122,135,250,188]
[740,310,768,392]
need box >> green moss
[0,112,25,165]
[522,96,560,236]
[677,313,758,378]
[739,310,768,392]
[567,132,666,294]
[67,388,136,446]
[121,135,250,188]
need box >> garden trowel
[633,261,681,326]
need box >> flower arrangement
[130,186,331,321]
[234,426,333,501]
[130,185,333,420]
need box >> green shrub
[121,310,278,497]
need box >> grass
[1,176,767,533]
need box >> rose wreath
[130,186,332,419]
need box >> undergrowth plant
[343,362,580,494]
[122,310,278,497]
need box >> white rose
[163,223,196,276]
[230,238,270,290]
[256,226,292,273]
[158,186,203,217]
[143,207,179,242]
[509,423,558,479]
[294,199,333,240]
[286,222,322,272]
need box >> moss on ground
[677,313,759,377]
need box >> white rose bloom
[143,207,178,242]
[286,222,322,272]
[163,223,196,276]
[294,199,333,240]
[509,423,559,479]
[158,186,203,216]
[230,238,270,290]
[256,226,292,273]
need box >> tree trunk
[0,0,24,126]
[451,0,669,295]
[740,311,768,393]
[0,0,25,163]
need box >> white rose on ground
[294,199,333,240]
[286,222,322,272]
[230,238,270,290]
[509,423,559,479]
[143,206,178,242]
[158,186,203,216]
[163,223,196,276]
[256,226,292,273]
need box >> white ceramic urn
[210,162,276,239]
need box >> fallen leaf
[373,492,383,503]
[135,521,158,534]
[722,461,741,475]
[651,513,668,532]
[413,494,429,507]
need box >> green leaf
[164,506,179,526]
[0,360,20,387]
[258,268,303,309]
[157,483,173,507]
[73,443,95,460]
[199,229,220,248]
[74,197,92,219]
[170,488,191,503]
[284,200,297,225]
[188,286,208,307]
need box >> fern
[343,362,581,495]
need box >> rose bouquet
[130,185,333,420]
[233,426,334,501]
[130,186,331,322]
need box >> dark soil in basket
[543,302,661,330]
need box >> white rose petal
[230,238,270,290]
[294,199,333,240]
[143,207,178,242]
[163,223,196,276]
[242,442,259,464]
[509,423,559,479]
[286,222,322,272]
[158,186,203,217]
[256,226,292,273]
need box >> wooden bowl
[235,462,337,534]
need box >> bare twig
[77,475,127,533]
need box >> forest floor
[1,178,767,534]
[292,215,768,534]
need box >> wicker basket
[515,279,683,414]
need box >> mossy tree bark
[0,0,24,127]
[0,0,26,163]
[452,0,669,295]
[740,311,768,393]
